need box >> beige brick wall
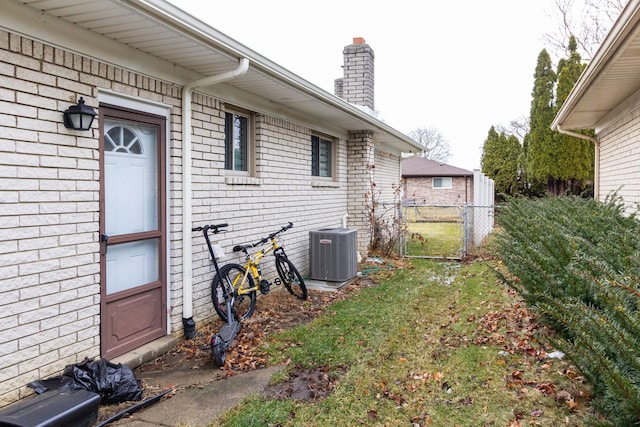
[598,107,640,214]
[339,42,375,110]
[1,30,106,406]
[2,27,400,408]
[404,176,473,205]
[347,131,376,254]
[187,110,351,331]
[1,30,184,406]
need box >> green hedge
[494,195,640,425]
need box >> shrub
[494,195,640,425]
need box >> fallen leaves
[173,280,368,374]
[472,301,551,358]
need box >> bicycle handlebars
[192,223,228,234]
[192,222,292,242]
[255,222,293,247]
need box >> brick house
[0,0,421,407]
[401,156,474,205]
[552,0,640,212]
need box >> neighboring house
[0,0,422,407]
[401,156,474,205]
[552,0,640,213]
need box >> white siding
[374,149,402,204]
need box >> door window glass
[104,120,158,236]
[106,239,159,295]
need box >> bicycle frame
[233,236,284,295]
[231,223,292,294]
[210,221,307,325]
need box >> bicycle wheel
[211,263,256,321]
[275,255,308,300]
[211,334,226,367]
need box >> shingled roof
[401,157,473,177]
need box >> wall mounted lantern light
[63,97,97,131]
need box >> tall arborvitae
[525,49,557,193]
[481,126,521,199]
[553,36,594,196]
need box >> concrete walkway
[103,277,354,426]
[106,365,282,426]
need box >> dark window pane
[225,112,248,171]
[311,135,319,176]
[224,113,233,170]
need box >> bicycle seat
[232,244,251,252]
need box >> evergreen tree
[553,36,594,196]
[526,49,557,193]
[481,126,521,198]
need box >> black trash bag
[63,358,142,404]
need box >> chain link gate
[399,202,495,260]
[400,202,464,259]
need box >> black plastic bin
[0,389,100,427]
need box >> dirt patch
[265,366,345,401]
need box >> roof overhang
[552,0,640,133]
[3,0,422,154]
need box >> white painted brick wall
[599,107,640,214]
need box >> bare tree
[544,0,626,61]
[496,116,530,143]
[408,127,451,162]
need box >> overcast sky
[169,0,563,170]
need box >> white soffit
[6,0,422,153]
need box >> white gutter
[182,58,249,335]
[555,126,600,200]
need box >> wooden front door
[99,105,166,359]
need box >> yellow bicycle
[212,222,308,321]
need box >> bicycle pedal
[273,278,281,286]
[259,280,271,295]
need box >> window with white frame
[432,177,452,189]
[311,135,333,177]
[224,108,253,173]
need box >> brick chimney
[334,37,375,111]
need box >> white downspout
[182,58,249,337]
[555,125,600,200]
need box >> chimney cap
[352,37,366,45]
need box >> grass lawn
[404,222,462,258]
[217,257,598,426]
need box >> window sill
[225,176,263,185]
[311,180,340,188]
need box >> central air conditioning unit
[309,228,357,282]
